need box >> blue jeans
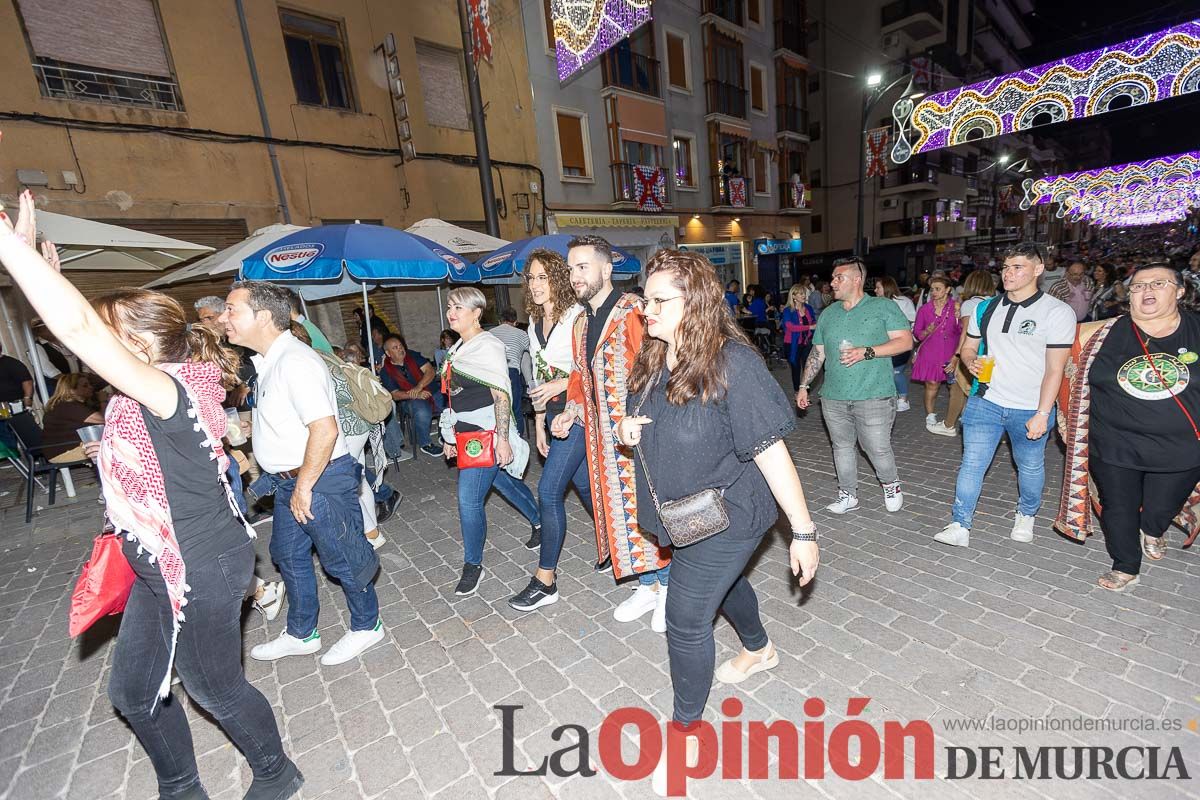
[638,565,670,586]
[226,457,249,515]
[402,399,434,448]
[536,420,593,571]
[893,364,908,398]
[364,469,393,505]
[263,455,380,637]
[457,461,541,565]
[952,396,1056,529]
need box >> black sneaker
[375,490,402,525]
[594,556,612,574]
[454,563,483,596]
[420,443,443,458]
[243,757,303,800]
[525,524,542,551]
[508,577,559,612]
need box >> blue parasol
[465,234,643,284]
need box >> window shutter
[556,113,587,173]
[17,0,173,77]
[666,34,687,88]
[415,42,470,130]
[751,67,764,111]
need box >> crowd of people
[0,183,1197,797]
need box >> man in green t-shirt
[796,257,913,514]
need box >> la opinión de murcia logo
[263,243,324,273]
[493,699,1193,796]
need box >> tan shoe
[1141,531,1166,561]
[714,643,778,685]
[1097,570,1139,592]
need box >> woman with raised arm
[0,192,300,800]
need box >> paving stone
[410,733,470,794]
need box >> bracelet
[791,522,818,542]
[1035,410,1051,417]
[798,384,809,391]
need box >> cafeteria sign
[755,239,803,256]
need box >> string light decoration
[891,19,1200,163]
[1020,150,1200,212]
[551,0,652,82]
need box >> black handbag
[631,372,730,547]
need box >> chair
[6,412,92,523]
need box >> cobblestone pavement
[1,376,1198,800]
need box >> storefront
[549,212,679,279]
[753,238,803,298]
[678,241,748,289]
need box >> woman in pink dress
[911,275,961,426]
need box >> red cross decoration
[999,184,1015,212]
[865,127,890,178]
[632,165,666,212]
[728,177,747,208]
[468,0,493,65]
[911,56,931,89]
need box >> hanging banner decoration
[632,165,667,212]
[910,56,932,90]
[551,0,652,82]
[998,185,1015,213]
[467,0,493,65]
[790,177,807,209]
[1020,150,1200,216]
[728,177,748,208]
[891,19,1200,164]
[865,127,891,178]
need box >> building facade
[521,0,814,300]
[0,0,542,354]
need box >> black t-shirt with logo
[1089,312,1200,471]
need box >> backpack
[339,360,394,424]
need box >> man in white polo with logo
[935,242,1075,548]
[221,280,385,665]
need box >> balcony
[710,174,754,209]
[774,18,808,58]
[879,164,940,195]
[33,60,183,111]
[601,50,661,98]
[702,0,745,27]
[706,80,747,118]
[778,181,812,214]
[880,0,944,39]
[610,163,672,209]
[879,217,933,241]
[776,104,809,136]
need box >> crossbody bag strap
[631,369,663,512]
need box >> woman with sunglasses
[1055,263,1200,591]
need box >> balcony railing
[710,174,754,208]
[706,80,747,118]
[33,60,183,111]
[774,18,808,57]
[611,163,672,208]
[702,0,745,27]
[779,181,811,211]
[881,164,939,189]
[601,50,661,98]
[881,0,945,28]
[776,104,809,134]
[879,217,933,239]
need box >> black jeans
[109,531,288,798]
[665,531,770,725]
[1090,457,1200,575]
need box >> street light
[856,72,924,257]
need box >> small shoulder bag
[631,371,729,547]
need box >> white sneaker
[882,481,903,512]
[613,584,659,623]
[927,420,957,437]
[320,620,385,666]
[368,532,387,551]
[651,585,668,633]
[1010,513,1036,543]
[933,522,970,547]
[826,491,859,515]
[251,630,321,661]
[896,398,911,412]
[925,412,938,425]
[253,579,286,622]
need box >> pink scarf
[99,361,251,700]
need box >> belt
[274,468,302,480]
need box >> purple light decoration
[891,19,1200,163]
[1021,150,1200,210]
[552,0,652,83]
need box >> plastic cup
[76,424,105,443]
[977,355,996,383]
[225,408,247,445]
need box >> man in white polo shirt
[935,242,1075,548]
[221,281,384,665]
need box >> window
[808,73,820,94]
[554,108,591,179]
[542,0,556,51]
[811,215,823,234]
[281,11,354,110]
[808,120,821,141]
[672,134,697,189]
[753,156,769,195]
[749,63,767,114]
[810,169,822,188]
[747,0,762,25]
[622,141,663,166]
[664,30,691,91]
[415,42,470,130]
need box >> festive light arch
[1020,150,1200,215]
[892,20,1200,163]
[552,0,652,82]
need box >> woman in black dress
[617,249,819,795]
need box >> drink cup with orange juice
[977,354,996,383]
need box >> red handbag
[442,361,497,470]
[68,532,135,637]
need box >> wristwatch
[863,346,876,361]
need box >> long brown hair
[46,372,92,412]
[961,269,995,303]
[629,249,754,405]
[875,275,900,298]
[523,248,577,324]
[92,289,241,389]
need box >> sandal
[714,643,779,684]
[1097,570,1139,592]
[1141,531,1166,561]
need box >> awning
[37,211,214,271]
[620,127,669,146]
[718,120,752,138]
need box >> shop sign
[679,242,742,266]
[755,238,803,256]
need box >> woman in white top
[927,269,997,436]
[508,249,594,612]
[874,276,916,411]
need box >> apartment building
[0,0,541,351]
[521,0,814,298]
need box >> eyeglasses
[525,274,549,284]
[1128,280,1179,293]
[643,296,683,311]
